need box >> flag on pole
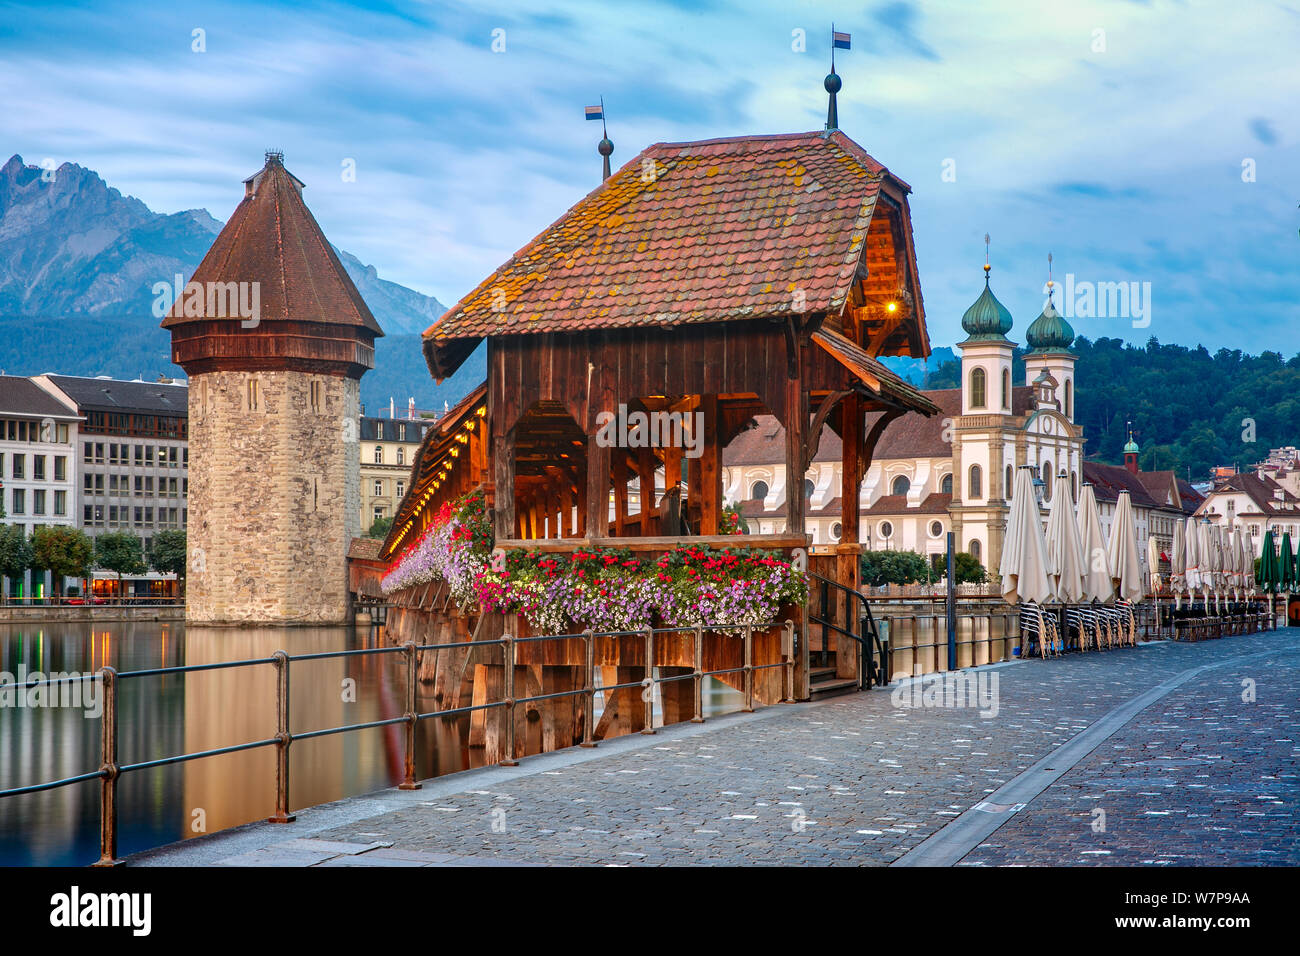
[585,104,604,120]
[833,31,851,50]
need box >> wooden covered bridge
[362,128,937,762]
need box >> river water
[0,621,742,866]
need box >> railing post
[581,630,597,747]
[399,641,421,790]
[501,629,518,765]
[640,629,656,734]
[782,620,795,703]
[268,650,295,823]
[742,625,754,713]
[93,666,122,866]
[691,625,705,722]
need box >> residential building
[34,374,188,597]
[0,375,81,598]
[1195,471,1300,549]
[360,413,433,532]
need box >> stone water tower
[163,152,383,624]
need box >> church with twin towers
[724,260,1085,576]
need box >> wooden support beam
[491,423,515,541]
[699,394,722,535]
[784,324,807,536]
[635,446,658,535]
[613,454,628,536]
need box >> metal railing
[808,572,888,690]
[0,619,794,865]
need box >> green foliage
[720,503,749,535]
[953,551,986,584]
[31,526,94,583]
[149,530,187,576]
[924,336,1300,480]
[367,515,394,539]
[0,524,32,580]
[860,549,930,586]
[94,532,146,577]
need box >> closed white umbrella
[1242,529,1256,596]
[1108,491,1144,604]
[1146,534,1162,595]
[1184,516,1201,599]
[1228,526,1245,602]
[1045,477,1085,604]
[1077,483,1114,604]
[1171,520,1186,610]
[1000,465,1053,606]
[1198,520,1217,612]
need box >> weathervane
[586,97,613,182]
[825,26,851,131]
[983,232,991,284]
[1047,251,1055,304]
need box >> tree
[953,552,987,584]
[0,524,32,603]
[150,530,187,598]
[860,549,929,587]
[367,515,394,539]
[94,532,146,603]
[30,526,94,602]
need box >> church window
[971,367,987,409]
[941,474,953,495]
[891,475,910,496]
[751,480,769,501]
[968,464,982,499]
[1002,368,1010,410]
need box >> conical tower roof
[164,152,382,378]
[163,152,381,333]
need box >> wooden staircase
[809,662,860,700]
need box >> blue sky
[2,0,1298,357]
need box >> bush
[953,552,987,584]
[860,549,929,586]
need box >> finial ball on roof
[824,72,842,94]
[598,137,614,157]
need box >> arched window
[397,447,405,466]
[1071,470,1078,503]
[804,478,815,499]
[1043,468,1053,502]
[941,474,953,495]
[891,475,910,496]
[1064,379,1072,419]
[970,367,987,409]
[750,480,769,501]
[968,464,982,499]
[970,539,981,561]
[1005,465,1013,499]
[1002,368,1010,410]
[373,445,383,464]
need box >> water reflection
[1,622,747,866]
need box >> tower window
[968,464,982,499]
[971,367,987,409]
[1002,368,1010,410]
[1064,379,1072,419]
[1006,465,1013,498]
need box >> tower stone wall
[186,369,360,624]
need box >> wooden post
[836,392,862,680]
[636,446,658,536]
[586,437,610,538]
[613,454,628,536]
[699,394,721,535]
[492,424,515,541]
[784,345,806,536]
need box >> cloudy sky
[2,0,1297,355]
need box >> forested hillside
[923,337,1300,480]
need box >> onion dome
[1025,298,1076,352]
[1123,437,1140,454]
[960,265,1013,342]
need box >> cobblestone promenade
[130,630,1299,867]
